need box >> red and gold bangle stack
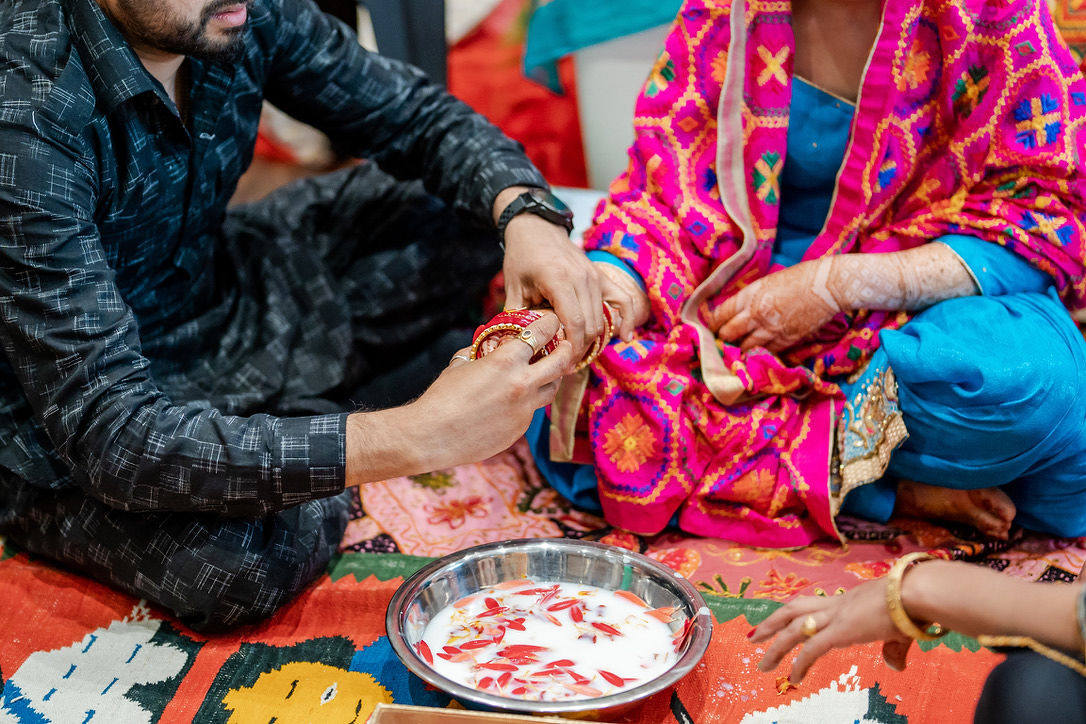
[470,304,615,372]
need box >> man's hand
[496,188,604,357]
[707,258,841,353]
[345,313,575,484]
[596,262,650,341]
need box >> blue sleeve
[587,250,647,291]
[938,234,1055,296]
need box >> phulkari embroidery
[556,0,1086,545]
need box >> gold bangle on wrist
[885,552,947,641]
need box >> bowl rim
[384,537,714,713]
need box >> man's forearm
[824,243,979,312]
[345,408,434,486]
[344,313,575,487]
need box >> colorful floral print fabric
[570,0,1086,544]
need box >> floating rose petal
[598,670,626,687]
[613,590,650,608]
[564,683,603,698]
[646,606,677,623]
[591,622,622,637]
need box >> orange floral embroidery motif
[711,53,727,85]
[728,468,778,508]
[755,568,812,601]
[897,40,932,91]
[603,414,656,472]
[844,559,894,581]
[425,496,488,529]
[599,529,641,552]
[649,548,702,579]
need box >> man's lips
[211,4,247,26]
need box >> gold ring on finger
[515,328,537,351]
[801,615,818,638]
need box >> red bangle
[470,304,615,370]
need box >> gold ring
[516,328,537,351]
[800,615,818,638]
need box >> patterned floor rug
[1,441,1083,722]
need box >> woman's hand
[749,579,913,683]
[707,258,841,353]
[752,557,1086,687]
[595,262,650,341]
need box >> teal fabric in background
[523,0,683,90]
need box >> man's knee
[167,494,350,632]
[172,555,310,632]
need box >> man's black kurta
[0,0,544,512]
[0,0,545,627]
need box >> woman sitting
[528,0,1086,545]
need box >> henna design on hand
[708,242,978,354]
[825,242,978,312]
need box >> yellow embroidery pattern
[756,45,788,86]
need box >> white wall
[574,24,672,189]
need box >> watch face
[527,189,574,229]
[529,189,572,215]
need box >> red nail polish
[746,628,756,639]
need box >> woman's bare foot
[894,479,1016,540]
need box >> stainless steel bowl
[385,538,713,718]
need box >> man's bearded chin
[114,0,251,62]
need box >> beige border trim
[793,74,857,106]
[679,0,755,406]
[548,368,590,463]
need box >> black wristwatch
[496,188,575,240]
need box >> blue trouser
[842,288,1086,537]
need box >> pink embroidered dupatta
[554,0,1086,546]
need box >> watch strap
[496,192,535,238]
[496,189,574,239]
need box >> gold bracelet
[885,552,947,641]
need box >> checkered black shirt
[0,0,545,515]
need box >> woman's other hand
[708,258,841,353]
[595,262,650,341]
[749,579,913,684]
